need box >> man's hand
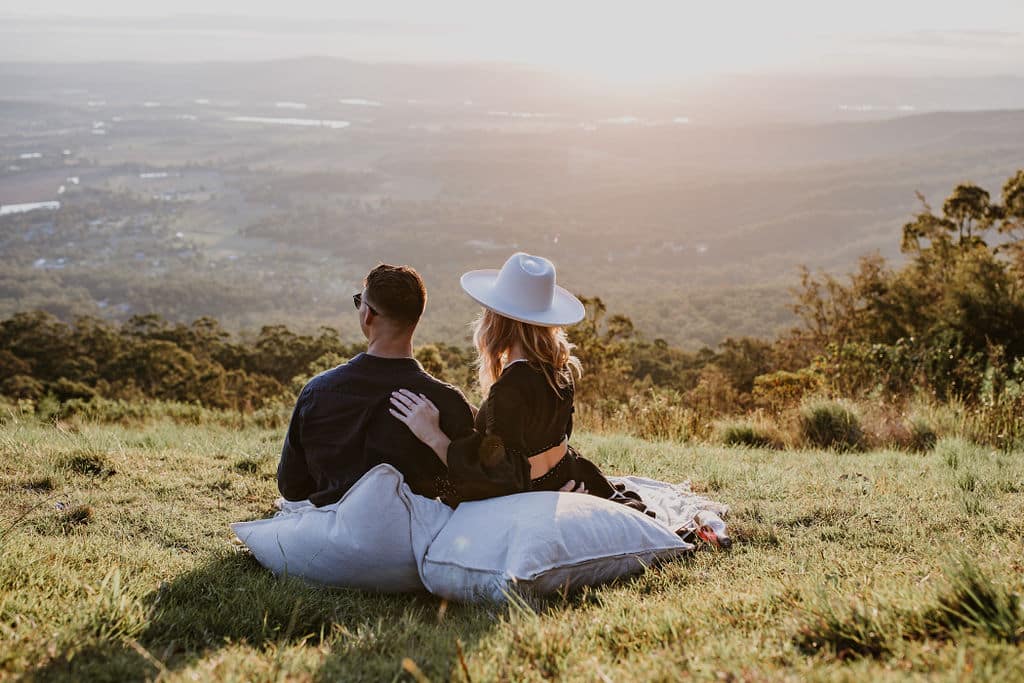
[390,389,451,465]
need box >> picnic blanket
[608,475,729,534]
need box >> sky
[2,1,1023,84]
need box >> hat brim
[460,269,586,327]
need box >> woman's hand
[558,479,588,494]
[390,389,451,465]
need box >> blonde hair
[472,308,582,395]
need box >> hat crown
[493,252,556,313]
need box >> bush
[52,378,97,401]
[794,595,895,660]
[61,397,207,424]
[922,558,1024,643]
[753,369,820,411]
[60,449,116,477]
[2,374,44,400]
[576,388,700,442]
[56,396,292,429]
[907,417,938,452]
[798,399,864,451]
[971,398,1024,451]
[716,419,781,449]
[861,407,938,452]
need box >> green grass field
[2,413,1022,682]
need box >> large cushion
[420,491,693,602]
[231,464,452,592]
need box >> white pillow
[231,464,452,592]
[420,491,693,602]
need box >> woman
[389,252,652,514]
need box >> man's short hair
[363,264,427,327]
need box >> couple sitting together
[276,252,726,546]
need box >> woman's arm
[391,382,532,496]
[449,380,532,494]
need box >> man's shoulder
[300,359,356,396]
[414,369,471,405]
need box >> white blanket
[607,475,730,535]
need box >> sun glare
[431,4,856,85]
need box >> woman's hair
[472,308,582,395]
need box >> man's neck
[366,337,415,359]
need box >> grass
[1,414,1023,681]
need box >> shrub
[52,378,97,401]
[685,366,744,416]
[934,437,982,470]
[753,369,820,411]
[61,449,116,477]
[289,352,347,396]
[35,393,62,422]
[577,388,701,442]
[970,397,1024,451]
[17,475,56,491]
[921,558,1023,643]
[794,595,895,660]
[716,419,781,449]
[798,399,864,451]
[861,408,938,452]
[2,374,44,400]
[414,344,447,381]
[58,504,94,532]
[907,417,938,452]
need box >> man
[276,264,475,507]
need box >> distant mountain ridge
[2,59,1024,124]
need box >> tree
[793,170,1024,400]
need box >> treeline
[0,303,770,414]
[3,172,1024,448]
[0,313,353,411]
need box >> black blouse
[445,361,574,502]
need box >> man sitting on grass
[276,264,475,506]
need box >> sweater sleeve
[277,390,317,501]
[445,380,532,497]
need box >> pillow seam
[423,542,689,578]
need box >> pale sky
[2,1,1023,83]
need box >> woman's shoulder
[493,361,574,398]
[497,360,543,383]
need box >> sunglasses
[352,292,377,314]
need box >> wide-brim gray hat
[460,252,585,327]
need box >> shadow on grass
[26,549,708,681]
[159,552,499,680]
[23,643,157,683]
[28,551,500,682]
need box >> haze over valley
[2,56,1023,347]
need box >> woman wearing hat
[389,252,651,512]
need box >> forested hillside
[4,171,1023,450]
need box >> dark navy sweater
[277,353,475,506]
